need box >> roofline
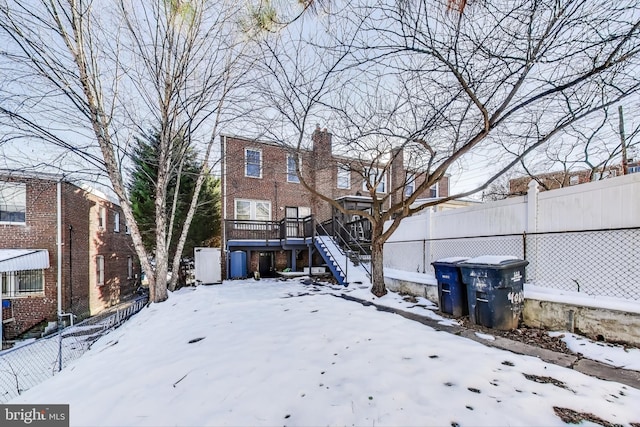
[0,169,120,206]
[220,133,310,151]
[0,169,65,182]
[219,134,451,177]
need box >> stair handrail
[318,217,371,278]
[315,220,349,284]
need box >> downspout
[57,180,62,319]
[57,181,74,326]
[222,135,228,279]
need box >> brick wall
[86,193,137,316]
[0,175,137,339]
[222,136,315,223]
[0,177,58,337]
[221,131,450,225]
[509,167,621,196]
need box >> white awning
[0,249,50,273]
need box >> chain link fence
[384,227,640,301]
[525,228,640,300]
[0,296,148,403]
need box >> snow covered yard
[10,279,640,427]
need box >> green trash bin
[458,256,528,330]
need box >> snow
[383,268,640,369]
[316,235,370,284]
[433,256,470,264]
[549,332,640,371]
[475,332,496,341]
[460,255,521,265]
[10,279,640,427]
[525,283,640,315]
[384,267,437,285]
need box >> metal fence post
[57,317,63,372]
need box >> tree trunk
[370,235,387,297]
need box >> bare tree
[0,0,249,302]
[254,0,640,296]
[505,105,640,192]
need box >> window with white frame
[0,182,26,224]
[127,256,133,279]
[405,174,416,196]
[1,270,44,296]
[114,212,120,232]
[96,255,105,286]
[98,206,106,229]
[287,154,300,183]
[429,184,438,198]
[245,149,262,178]
[363,168,386,193]
[569,175,579,185]
[337,165,351,189]
[235,199,271,221]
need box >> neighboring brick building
[0,172,138,339]
[509,161,640,196]
[221,127,449,278]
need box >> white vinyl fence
[385,173,640,301]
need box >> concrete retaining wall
[523,299,640,347]
[386,277,640,347]
[385,277,438,302]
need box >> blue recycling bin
[458,256,528,330]
[432,257,469,317]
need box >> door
[259,252,274,278]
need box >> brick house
[0,172,138,340]
[221,127,449,280]
[509,161,640,195]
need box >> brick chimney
[312,124,332,158]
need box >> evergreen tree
[129,129,220,264]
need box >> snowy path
[10,279,640,427]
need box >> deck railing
[225,220,280,241]
[225,216,315,242]
[225,215,371,258]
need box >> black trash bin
[432,257,469,317]
[458,256,528,330]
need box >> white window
[98,206,106,229]
[337,165,351,189]
[2,270,44,296]
[429,184,438,198]
[287,155,300,183]
[569,175,579,185]
[114,212,120,233]
[127,256,133,279]
[96,255,105,286]
[405,174,416,196]
[363,168,386,193]
[235,199,271,221]
[298,206,311,218]
[286,206,311,219]
[245,149,262,178]
[0,182,26,224]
